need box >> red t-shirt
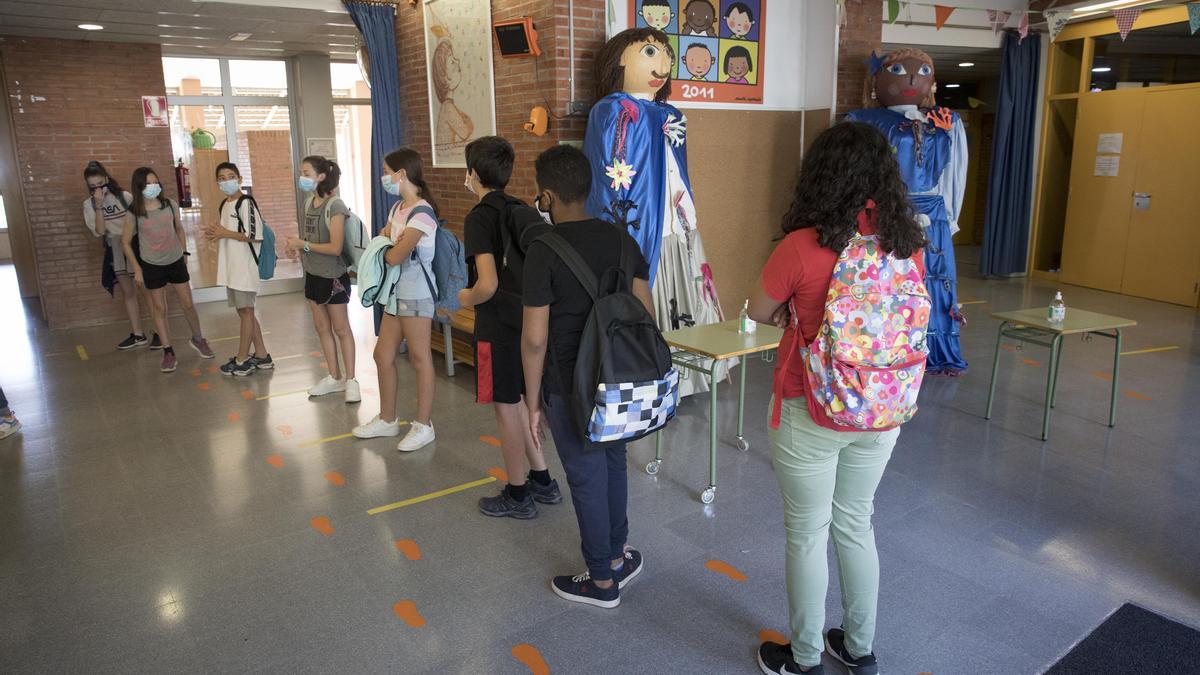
[761,220,923,431]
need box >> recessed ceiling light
[1092,66,1112,72]
[78,23,104,31]
[230,33,252,41]
[945,84,961,88]
[959,62,975,68]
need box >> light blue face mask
[298,176,318,193]
[381,173,401,196]
[142,184,162,199]
[218,179,241,196]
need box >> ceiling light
[1071,0,1150,13]
[78,23,104,31]
[1092,66,1112,72]
[945,84,961,88]
[230,33,252,41]
[959,62,975,68]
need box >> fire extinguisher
[175,158,192,208]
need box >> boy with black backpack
[458,136,561,520]
[204,162,273,376]
[523,145,673,608]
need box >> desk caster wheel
[645,461,661,475]
[735,436,750,452]
[700,487,716,504]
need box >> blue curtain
[981,31,1041,277]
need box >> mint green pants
[768,397,900,667]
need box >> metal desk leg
[1041,334,1063,441]
[700,366,718,504]
[1049,336,1065,409]
[646,430,663,475]
[735,359,749,452]
[985,322,1007,420]
[443,323,455,377]
[1109,329,1122,427]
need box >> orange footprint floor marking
[319,361,328,369]
[277,425,293,436]
[487,466,509,483]
[310,351,322,357]
[1022,358,1039,367]
[240,390,255,400]
[392,600,426,628]
[266,455,285,468]
[479,435,501,447]
[511,644,549,675]
[310,516,335,536]
[705,559,748,582]
[1092,371,1113,381]
[394,539,421,561]
[207,365,220,374]
[758,629,788,644]
[324,471,346,487]
[227,412,241,423]
[189,368,202,377]
[197,382,210,391]
[1126,390,1153,401]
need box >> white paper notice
[1094,155,1120,177]
[1097,133,1124,154]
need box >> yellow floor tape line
[298,432,355,448]
[1120,346,1179,356]
[209,331,272,343]
[271,354,304,362]
[959,300,989,306]
[368,476,498,515]
[75,345,89,361]
[255,388,311,401]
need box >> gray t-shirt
[301,196,350,279]
[135,200,184,266]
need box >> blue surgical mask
[298,176,318,193]
[142,184,162,199]
[381,173,401,196]
[218,179,240,196]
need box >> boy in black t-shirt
[522,145,653,609]
[459,136,561,520]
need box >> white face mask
[464,172,475,195]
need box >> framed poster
[142,96,168,127]
[423,0,498,167]
[629,0,766,105]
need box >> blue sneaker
[551,571,619,609]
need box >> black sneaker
[528,474,562,504]
[478,488,538,520]
[231,359,255,377]
[149,333,163,350]
[219,357,239,376]
[612,548,643,589]
[825,628,878,675]
[248,353,274,370]
[550,572,619,609]
[758,641,822,675]
[117,333,148,350]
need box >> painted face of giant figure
[620,37,675,98]
[874,51,936,108]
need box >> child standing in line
[204,162,273,376]
[458,136,561,519]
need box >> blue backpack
[406,204,466,323]
[228,195,275,280]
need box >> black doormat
[1046,603,1200,674]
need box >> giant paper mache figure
[584,27,729,396]
[846,48,968,375]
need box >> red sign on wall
[142,96,168,128]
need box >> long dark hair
[781,122,925,259]
[384,147,439,216]
[595,27,675,103]
[129,166,168,218]
[83,160,123,196]
[301,155,341,198]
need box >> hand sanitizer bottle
[739,300,756,334]
[1048,291,1066,323]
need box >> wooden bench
[431,308,475,377]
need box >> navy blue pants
[545,394,629,582]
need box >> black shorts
[475,340,524,405]
[142,257,190,290]
[304,272,351,305]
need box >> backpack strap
[540,232,600,302]
[229,195,260,265]
[405,205,439,300]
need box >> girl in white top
[351,148,439,453]
[204,162,272,376]
[82,160,153,351]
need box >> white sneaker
[397,421,435,453]
[344,378,362,404]
[308,375,346,397]
[353,415,401,439]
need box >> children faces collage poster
[630,0,766,105]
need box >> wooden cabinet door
[1120,88,1200,307]
[1059,93,1146,293]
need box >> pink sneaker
[190,336,215,359]
[161,349,177,373]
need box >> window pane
[331,62,370,99]
[162,57,222,96]
[1090,21,1200,91]
[229,59,288,97]
[168,105,229,289]
[334,104,373,233]
[234,105,301,280]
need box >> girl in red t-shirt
[748,122,927,675]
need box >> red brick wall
[837,0,883,116]
[245,130,298,252]
[394,0,606,232]
[0,36,176,329]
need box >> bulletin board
[629,0,766,105]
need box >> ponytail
[302,155,341,198]
[383,147,439,216]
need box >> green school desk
[651,320,784,504]
[985,308,1137,441]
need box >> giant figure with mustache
[847,48,969,375]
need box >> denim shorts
[385,297,435,319]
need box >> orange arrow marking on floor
[1125,390,1153,401]
[392,600,426,628]
[394,539,421,561]
[1022,359,1039,367]
[266,454,285,468]
[758,629,788,644]
[487,466,509,483]
[240,390,255,400]
[705,559,748,582]
[310,516,335,536]
[511,644,549,675]
[324,471,346,487]
[227,412,241,423]
[479,435,502,447]
[197,382,210,391]
[277,425,293,436]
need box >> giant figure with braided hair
[847,48,968,375]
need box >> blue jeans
[545,394,629,581]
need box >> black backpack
[482,194,547,325]
[540,231,679,448]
